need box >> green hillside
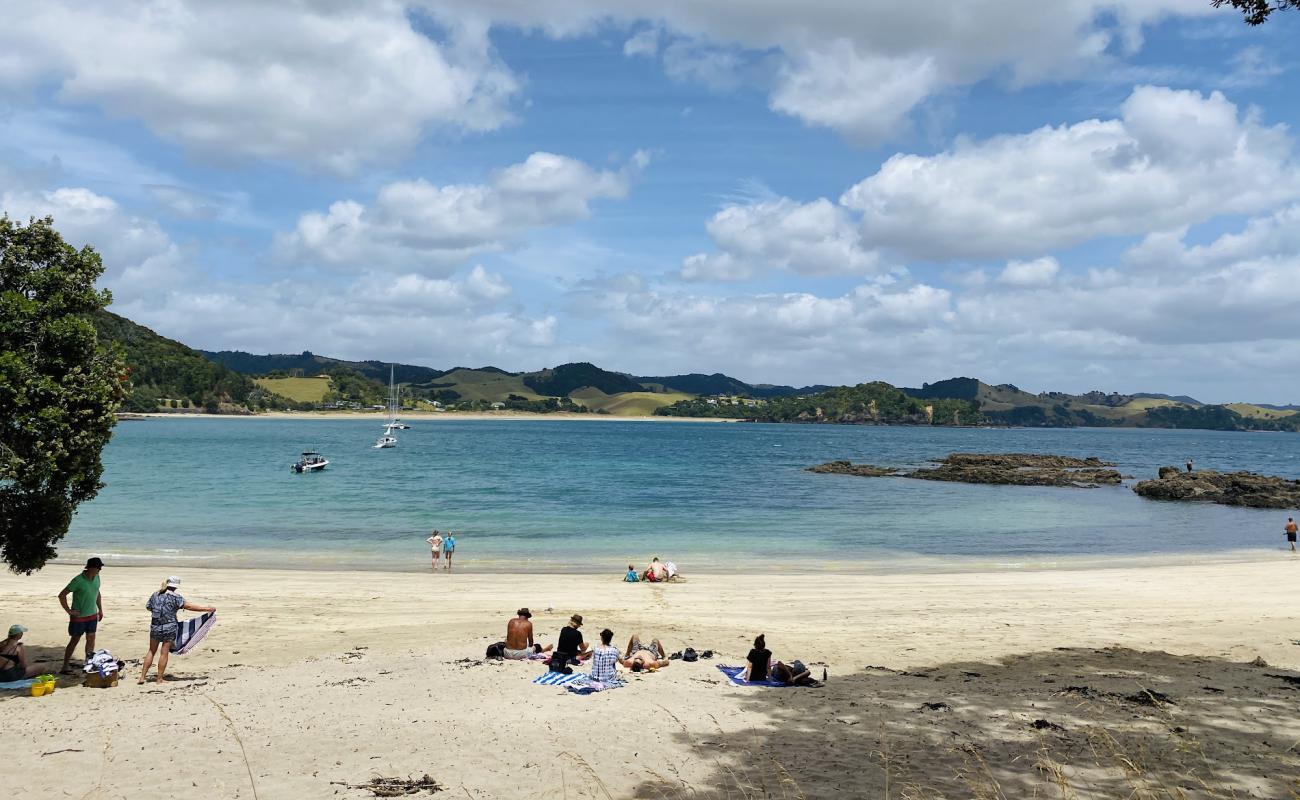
[571,387,692,415]
[92,311,289,413]
[254,375,333,403]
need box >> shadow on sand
[635,648,1300,799]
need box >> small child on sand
[624,565,638,582]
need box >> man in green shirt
[58,557,104,674]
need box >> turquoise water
[60,419,1300,572]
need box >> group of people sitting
[500,610,815,686]
[503,609,671,682]
[624,556,678,583]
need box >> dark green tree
[1212,0,1300,24]
[0,216,127,573]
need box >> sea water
[59,418,1300,572]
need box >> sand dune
[5,560,1300,798]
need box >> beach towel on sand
[717,664,792,688]
[173,611,216,656]
[0,678,37,690]
[533,671,582,686]
[532,672,626,693]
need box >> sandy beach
[132,411,735,422]
[6,559,1300,798]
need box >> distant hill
[658,382,981,425]
[201,349,446,384]
[524,362,645,396]
[638,372,829,398]
[94,311,286,413]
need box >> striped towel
[717,664,790,687]
[533,671,582,686]
[173,611,217,656]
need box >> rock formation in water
[807,453,1123,488]
[805,461,897,477]
[1133,468,1300,508]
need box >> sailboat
[373,365,401,448]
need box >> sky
[1,1,1298,404]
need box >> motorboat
[373,434,397,449]
[291,452,329,473]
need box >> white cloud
[998,257,1060,287]
[442,0,1213,143]
[622,27,660,57]
[682,197,883,281]
[840,86,1300,260]
[769,43,939,142]
[277,152,636,273]
[0,1,520,173]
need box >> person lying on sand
[621,634,669,670]
[771,660,818,686]
[548,614,591,674]
[504,608,552,660]
[0,624,45,681]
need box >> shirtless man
[622,633,670,670]
[504,608,552,660]
[1286,517,1298,552]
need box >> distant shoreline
[128,410,736,422]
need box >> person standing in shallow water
[1186,458,1194,473]
[1286,517,1298,552]
[426,530,443,571]
[443,532,456,570]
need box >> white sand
[5,559,1299,798]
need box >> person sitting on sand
[549,614,591,674]
[771,659,818,686]
[504,608,552,660]
[624,565,639,583]
[743,634,771,682]
[643,557,668,583]
[589,629,621,683]
[0,624,44,681]
[139,576,216,685]
[622,634,669,671]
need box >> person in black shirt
[549,614,591,674]
[743,634,771,682]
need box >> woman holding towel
[138,576,216,685]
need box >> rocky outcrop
[1133,468,1300,509]
[806,460,897,477]
[807,453,1123,488]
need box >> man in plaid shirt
[589,628,620,683]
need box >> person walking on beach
[443,531,456,570]
[0,624,44,681]
[426,530,444,571]
[139,576,216,684]
[1286,517,1298,552]
[58,557,104,674]
[504,608,552,659]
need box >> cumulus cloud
[277,152,639,273]
[682,198,883,281]
[839,86,1300,260]
[998,257,1061,287]
[0,1,520,173]
[436,0,1213,143]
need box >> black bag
[486,642,506,659]
[682,647,699,662]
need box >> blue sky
[2,1,1298,403]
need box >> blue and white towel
[173,611,216,656]
[0,678,37,690]
[533,671,582,686]
[717,664,791,688]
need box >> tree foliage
[0,217,127,573]
[1212,0,1300,24]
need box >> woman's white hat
[166,576,181,589]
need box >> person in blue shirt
[443,532,456,571]
[624,564,639,582]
